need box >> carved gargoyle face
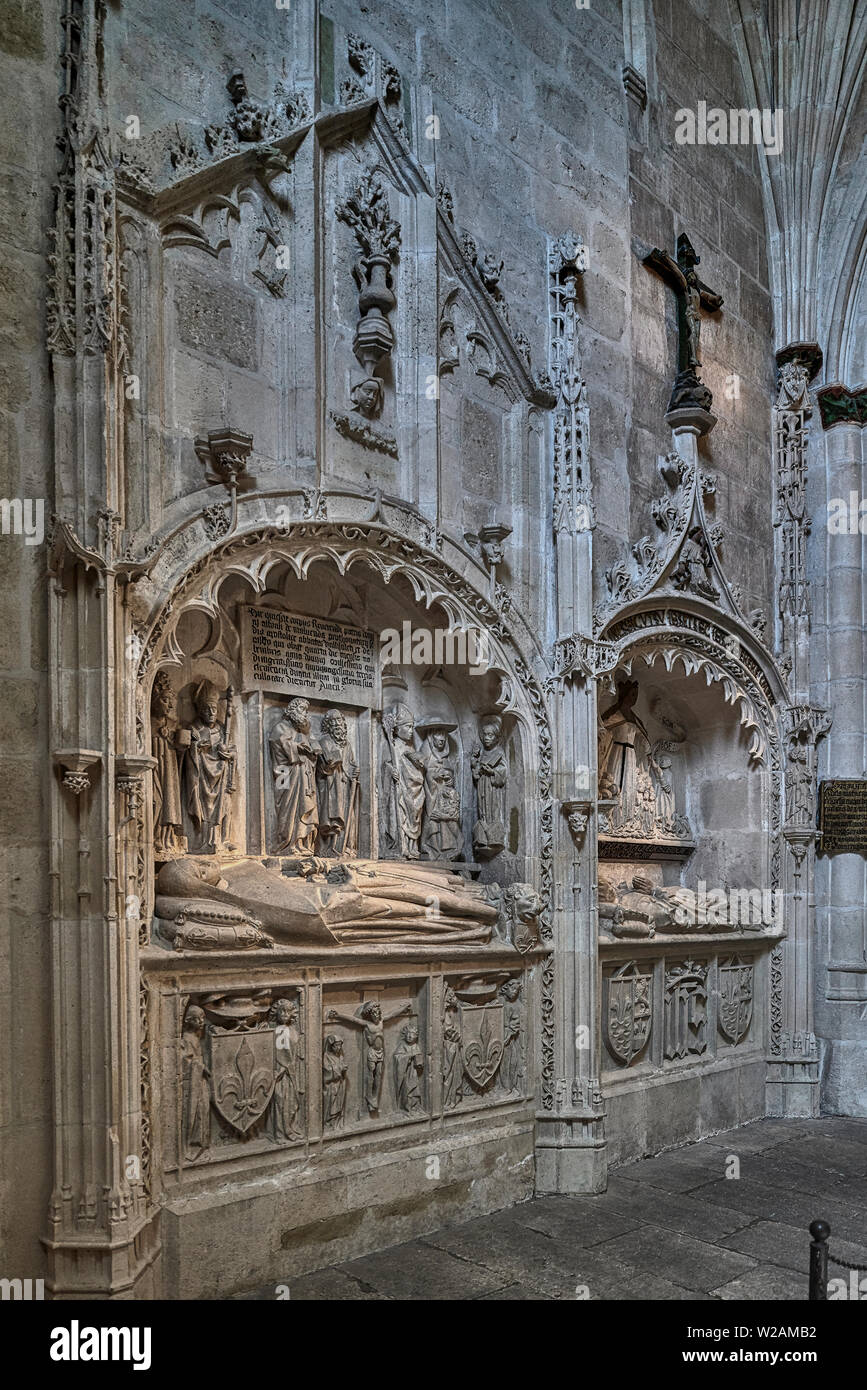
[567,811,588,837]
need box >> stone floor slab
[239,1117,867,1300]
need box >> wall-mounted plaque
[241,607,380,708]
[819,780,867,855]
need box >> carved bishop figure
[182,681,236,852]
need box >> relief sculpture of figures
[499,978,524,1093]
[442,992,463,1112]
[471,714,508,858]
[181,1005,211,1160]
[393,1018,425,1113]
[316,708,360,857]
[270,697,320,854]
[322,1034,348,1130]
[598,680,652,833]
[182,680,236,853]
[268,997,304,1142]
[381,703,426,858]
[151,672,187,858]
[419,718,463,860]
[325,998,412,1114]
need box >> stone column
[535,234,607,1194]
[812,394,867,1114]
[765,347,829,1116]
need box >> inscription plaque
[819,780,867,855]
[242,607,379,708]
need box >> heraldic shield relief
[211,1027,277,1135]
[718,958,754,1045]
[604,961,652,1066]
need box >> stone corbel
[116,755,156,827]
[194,428,254,533]
[54,749,102,796]
[562,798,592,846]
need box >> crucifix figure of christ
[642,232,723,414]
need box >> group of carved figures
[179,979,525,1159]
[604,956,754,1068]
[597,680,691,841]
[152,676,512,865]
[269,698,360,857]
[382,705,510,862]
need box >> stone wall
[0,0,795,1297]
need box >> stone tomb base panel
[604,1056,767,1167]
[160,1117,535,1298]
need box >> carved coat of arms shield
[718,959,753,1045]
[604,962,652,1065]
[459,1003,505,1090]
[210,1025,276,1134]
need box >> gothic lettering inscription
[242,608,379,708]
[819,780,867,855]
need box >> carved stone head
[194,680,221,725]
[359,1000,382,1024]
[184,1005,205,1036]
[387,703,414,743]
[479,714,503,749]
[152,671,175,720]
[285,697,311,733]
[322,708,348,743]
[269,997,297,1026]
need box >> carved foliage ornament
[337,171,400,417]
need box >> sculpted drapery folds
[471,714,508,858]
[182,680,236,852]
[181,1005,210,1159]
[322,1034,348,1130]
[419,719,463,860]
[393,1019,425,1113]
[598,679,653,833]
[316,708,360,857]
[151,672,186,858]
[268,997,304,1142]
[270,697,320,855]
[381,703,426,858]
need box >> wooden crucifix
[643,233,723,414]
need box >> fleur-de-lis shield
[211,1027,275,1134]
[460,1003,505,1089]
